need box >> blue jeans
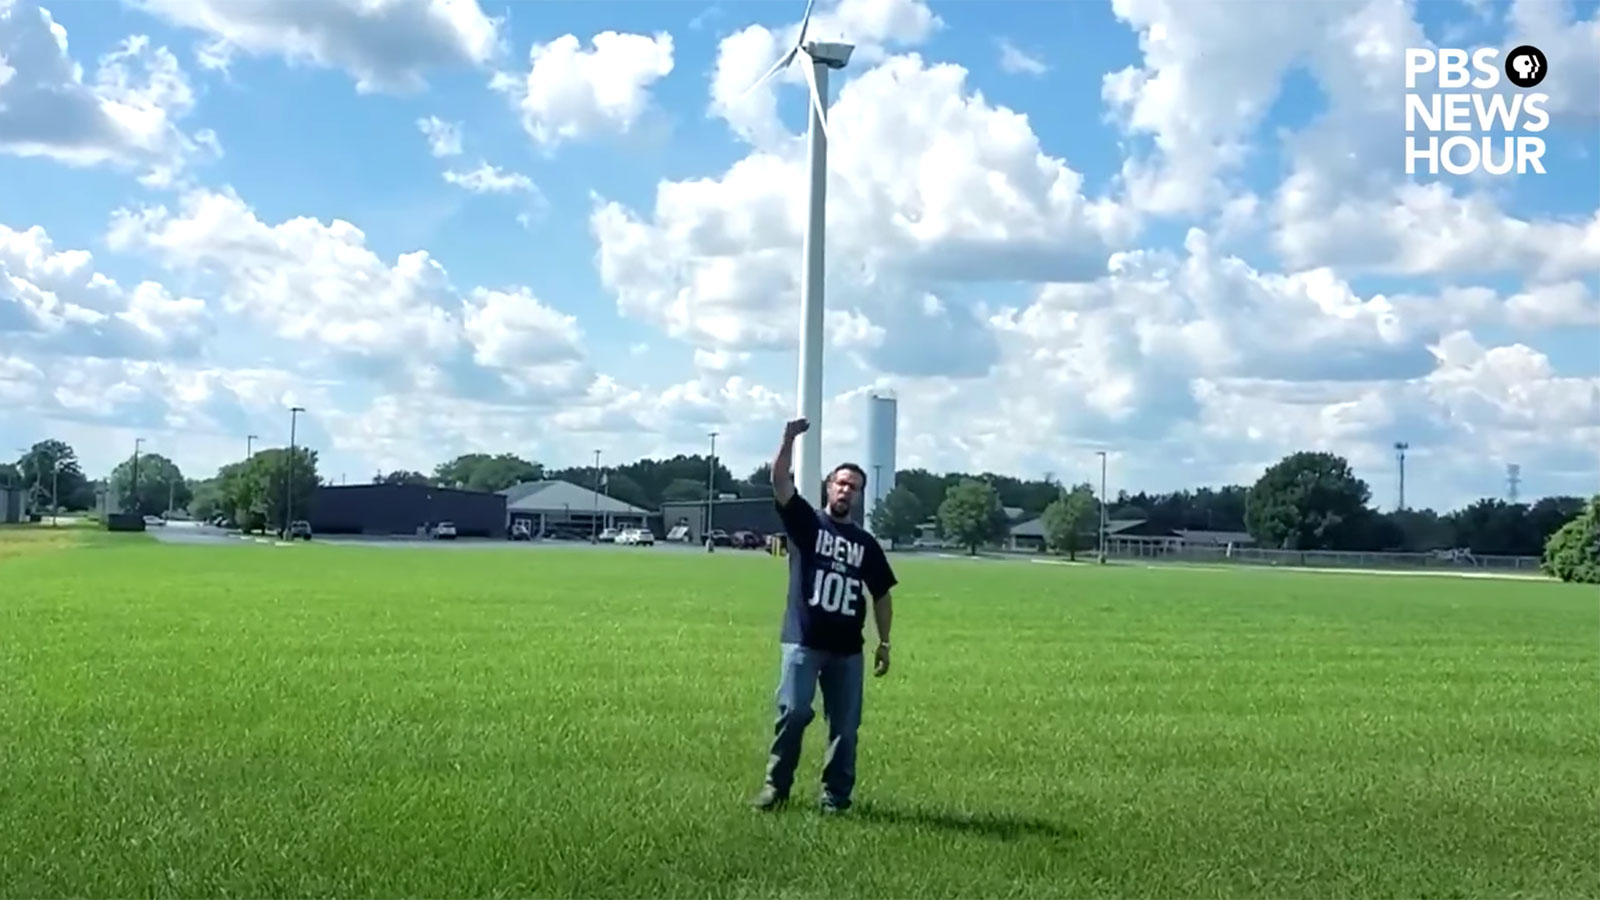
[764,642,864,805]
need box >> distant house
[500,480,654,538]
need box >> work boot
[819,794,851,815]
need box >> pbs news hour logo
[1404,44,1549,176]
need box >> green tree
[17,439,90,511]
[661,478,707,502]
[188,478,224,521]
[1041,483,1097,559]
[234,446,321,532]
[433,453,543,493]
[937,479,1006,555]
[1245,451,1373,550]
[601,471,651,511]
[1542,496,1600,584]
[109,452,191,516]
[377,469,431,486]
[869,485,924,544]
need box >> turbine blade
[796,0,816,47]
[802,57,830,141]
[734,46,797,104]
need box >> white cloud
[996,38,1047,76]
[0,3,216,185]
[1505,0,1600,119]
[442,162,537,195]
[416,115,462,157]
[594,52,1138,362]
[0,222,211,360]
[103,187,590,406]
[492,31,674,149]
[1103,0,1600,288]
[780,221,1600,507]
[135,0,503,93]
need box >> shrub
[1541,496,1600,584]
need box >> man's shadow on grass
[847,802,1078,843]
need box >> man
[751,416,896,814]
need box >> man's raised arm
[772,417,807,505]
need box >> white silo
[863,390,898,535]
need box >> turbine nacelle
[733,0,854,140]
[805,41,854,69]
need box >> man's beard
[827,498,851,518]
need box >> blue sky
[1,0,1597,510]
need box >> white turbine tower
[737,0,853,507]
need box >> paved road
[146,526,762,556]
[145,522,252,546]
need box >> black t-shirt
[775,492,897,655]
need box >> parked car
[597,527,619,543]
[509,520,532,541]
[732,530,764,549]
[143,514,166,527]
[617,527,654,546]
[707,529,733,547]
[432,521,457,540]
[286,520,312,540]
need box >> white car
[617,527,654,545]
[432,521,458,539]
[598,527,619,542]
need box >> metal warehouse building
[308,483,507,537]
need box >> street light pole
[1096,451,1109,565]
[706,431,718,551]
[247,434,257,460]
[285,406,304,534]
[132,437,144,516]
[592,449,601,542]
[51,460,58,526]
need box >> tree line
[866,450,1597,583]
[8,440,1595,582]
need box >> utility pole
[1096,451,1109,564]
[247,434,257,460]
[591,449,601,542]
[706,431,718,551]
[1507,463,1521,503]
[1394,441,1409,511]
[18,446,35,513]
[131,437,144,516]
[285,406,304,534]
[50,460,59,526]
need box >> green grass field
[2,528,1596,898]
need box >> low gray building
[661,496,785,544]
[309,483,506,537]
[1,487,26,524]
[500,480,653,538]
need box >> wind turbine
[737,0,853,507]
